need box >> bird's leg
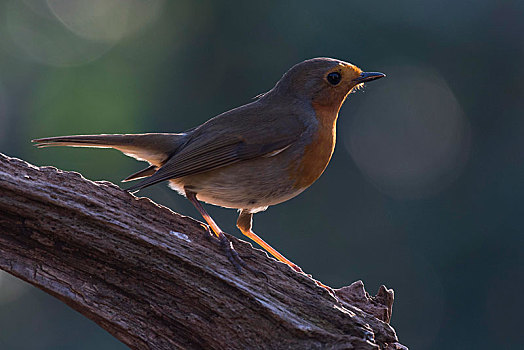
[185,190,248,274]
[237,210,304,272]
[237,210,334,294]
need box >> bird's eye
[327,72,341,85]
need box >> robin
[33,57,385,284]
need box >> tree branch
[0,153,406,350]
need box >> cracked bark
[0,153,407,350]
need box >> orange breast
[288,102,339,189]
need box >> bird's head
[273,57,385,113]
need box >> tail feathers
[122,165,157,182]
[33,135,121,148]
[32,133,187,167]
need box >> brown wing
[126,108,306,192]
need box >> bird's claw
[290,264,305,274]
[202,224,215,241]
[287,262,335,296]
[202,224,267,280]
[218,233,244,273]
[218,234,268,280]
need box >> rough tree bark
[0,153,407,350]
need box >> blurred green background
[0,0,523,349]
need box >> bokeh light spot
[46,0,165,43]
[344,64,471,199]
[5,0,113,66]
[3,0,164,67]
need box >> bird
[33,57,385,283]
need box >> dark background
[0,1,523,349]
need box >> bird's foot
[218,233,268,280]
[218,233,245,273]
[313,279,336,297]
[202,224,216,241]
[202,225,267,280]
[287,263,335,297]
[289,263,305,274]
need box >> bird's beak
[353,72,386,83]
